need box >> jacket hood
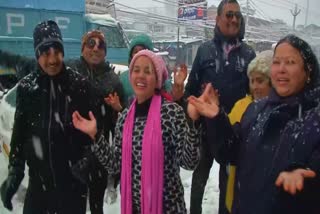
[128,34,154,64]
[214,15,245,43]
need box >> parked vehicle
[0,0,129,77]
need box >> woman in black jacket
[189,34,320,214]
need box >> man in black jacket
[69,30,124,214]
[0,20,102,214]
[181,0,256,213]
[0,29,124,214]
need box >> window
[99,26,127,48]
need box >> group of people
[0,0,319,214]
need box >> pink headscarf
[121,50,168,214]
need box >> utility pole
[245,0,249,42]
[304,0,309,28]
[176,1,180,65]
[177,24,180,65]
[291,3,301,31]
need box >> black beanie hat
[33,20,64,59]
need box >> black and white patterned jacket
[92,98,201,214]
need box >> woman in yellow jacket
[226,50,273,212]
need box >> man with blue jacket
[182,0,256,213]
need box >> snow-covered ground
[0,152,220,214]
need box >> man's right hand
[72,111,97,140]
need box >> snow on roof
[154,38,203,44]
[85,13,118,27]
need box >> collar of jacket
[36,63,70,93]
[80,56,112,77]
[267,85,320,110]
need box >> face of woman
[249,72,271,100]
[271,42,308,97]
[130,56,157,103]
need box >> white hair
[247,50,273,78]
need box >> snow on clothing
[225,95,253,212]
[211,87,320,214]
[185,25,256,114]
[33,20,64,59]
[184,16,255,214]
[92,98,201,214]
[68,56,124,137]
[68,56,124,214]
[9,65,102,213]
[0,50,123,146]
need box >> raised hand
[72,111,97,140]
[187,83,220,120]
[173,64,188,86]
[275,168,316,195]
[172,64,188,101]
[104,92,122,112]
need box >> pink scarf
[121,94,164,214]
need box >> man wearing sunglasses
[177,0,256,214]
[69,30,124,214]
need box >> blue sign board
[178,6,205,20]
[178,0,207,20]
[0,0,85,12]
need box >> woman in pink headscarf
[72,50,214,214]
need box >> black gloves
[0,167,24,211]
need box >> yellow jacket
[226,95,253,212]
[228,95,253,125]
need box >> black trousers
[23,183,87,214]
[190,141,229,214]
[88,159,109,214]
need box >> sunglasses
[225,11,242,20]
[85,38,106,50]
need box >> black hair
[217,0,239,16]
[128,44,147,64]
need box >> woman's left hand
[72,111,97,140]
[275,168,316,195]
[187,83,220,120]
[104,92,122,112]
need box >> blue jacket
[212,87,320,214]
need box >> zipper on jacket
[48,79,57,188]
